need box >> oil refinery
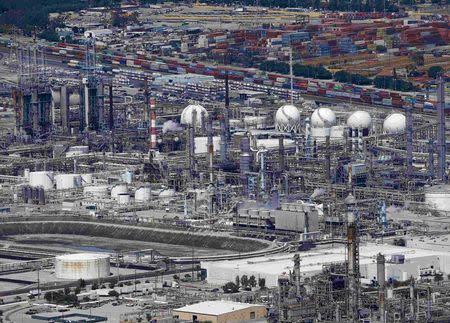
[0,0,448,322]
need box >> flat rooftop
[174,300,264,316]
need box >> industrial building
[173,301,267,323]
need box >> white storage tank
[55,174,82,190]
[66,146,89,157]
[118,193,131,205]
[55,253,110,280]
[83,185,109,198]
[159,189,175,199]
[111,184,128,199]
[29,171,54,190]
[69,93,81,106]
[425,185,450,214]
[135,186,151,202]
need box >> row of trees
[259,60,445,92]
[259,61,332,79]
[222,275,266,293]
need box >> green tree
[222,282,239,293]
[258,278,266,289]
[91,282,99,290]
[240,275,249,287]
[428,66,443,79]
[108,290,120,298]
[249,275,257,287]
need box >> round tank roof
[311,108,336,128]
[275,104,301,126]
[56,253,110,261]
[347,111,372,129]
[383,113,406,134]
[181,104,208,128]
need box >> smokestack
[293,254,301,298]
[149,97,157,151]
[220,117,227,164]
[278,137,285,172]
[406,105,413,178]
[109,84,114,130]
[60,86,69,134]
[428,139,434,179]
[207,115,214,183]
[325,134,331,183]
[240,136,252,196]
[377,253,386,323]
[345,193,359,322]
[225,72,230,140]
[436,76,446,182]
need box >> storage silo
[55,253,110,280]
[29,171,54,190]
[135,186,151,202]
[111,184,128,200]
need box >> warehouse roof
[174,301,264,316]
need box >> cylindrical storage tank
[111,184,128,199]
[135,186,151,202]
[29,171,54,190]
[55,174,82,190]
[425,185,450,213]
[81,174,93,185]
[24,168,30,181]
[83,185,109,198]
[69,93,80,106]
[55,253,110,280]
[51,89,61,105]
[117,193,131,205]
[159,189,175,199]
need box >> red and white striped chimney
[149,97,157,151]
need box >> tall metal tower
[346,193,360,322]
[13,43,51,137]
[436,76,447,182]
[80,34,104,132]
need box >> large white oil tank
[69,93,80,106]
[347,111,372,130]
[311,108,336,128]
[29,171,54,190]
[117,193,131,205]
[81,174,93,185]
[425,185,450,213]
[180,104,208,128]
[66,146,89,157]
[51,89,61,105]
[83,185,109,198]
[383,113,406,134]
[55,174,82,190]
[55,253,110,280]
[135,186,151,202]
[159,189,175,199]
[111,184,128,199]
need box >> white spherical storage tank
[347,111,372,130]
[29,171,54,190]
[55,253,110,280]
[135,186,151,202]
[311,108,336,128]
[275,104,301,132]
[383,113,406,134]
[55,174,82,190]
[180,104,208,128]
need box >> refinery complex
[0,1,449,322]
